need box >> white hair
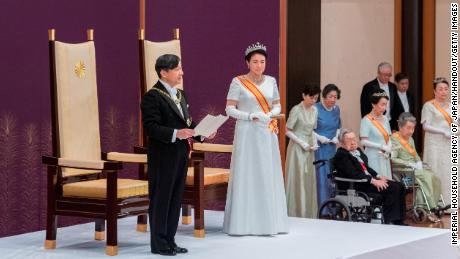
[377,62,392,72]
[338,128,354,144]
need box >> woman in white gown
[223,42,289,235]
[421,77,453,208]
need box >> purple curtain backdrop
[0,0,279,237]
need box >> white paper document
[193,114,229,137]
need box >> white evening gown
[223,76,289,235]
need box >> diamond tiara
[245,42,267,56]
[371,92,388,97]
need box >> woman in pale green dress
[391,112,442,222]
[285,84,321,218]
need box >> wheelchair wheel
[318,199,351,221]
[412,207,427,223]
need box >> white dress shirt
[397,91,410,112]
[159,79,184,142]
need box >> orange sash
[431,100,453,125]
[366,114,390,144]
[393,132,417,158]
[237,76,278,134]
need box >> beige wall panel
[435,0,451,83]
[321,0,394,134]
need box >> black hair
[322,84,341,99]
[369,88,389,105]
[394,72,409,83]
[155,54,180,78]
[302,83,321,97]
[245,49,267,62]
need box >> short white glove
[380,143,392,153]
[330,137,339,145]
[414,161,423,170]
[444,129,451,138]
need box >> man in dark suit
[333,129,406,225]
[141,54,212,256]
[390,72,414,131]
[360,62,397,122]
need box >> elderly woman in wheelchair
[390,112,449,223]
[318,128,407,225]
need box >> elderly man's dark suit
[333,147,406,224]
[360,78,397,118]
[390,91,414,131]
[141,80,199,252]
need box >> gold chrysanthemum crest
[74,61,86,78]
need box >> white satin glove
[414,161,423,170]
[267,104,281,117]
[408,161,423,170]
[226,105,250,120]
[443,129,451,138]
[286,130,310,151]
[310,144,320,151]
[330,137,339,145]
[380,143,392,153]
[250,111,271,123]
[300,142,311,151]
[314,132,330,144]
[361,139,381,149]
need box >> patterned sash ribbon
[237,76,278,134]
[431,100,453,126]
[366,114,390,144]
[393,132,417,158]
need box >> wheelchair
[391,162,451,223]
[315,159,384,223]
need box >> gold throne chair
[43,29,150,256]
[138,28,232,237]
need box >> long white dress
[421,101,451,205]
[223,76,289,235]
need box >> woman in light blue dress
[314,84,341,208]
[360,89,392,179]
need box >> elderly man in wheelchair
[390,112,450,223]
[318,128,407,225]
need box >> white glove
[300,142,311,151]
[331,137,339,145]
[443,129,451,138]
[267,104,281,117]
[250,111,271,123]
[361,139,382,149]
[414,161,423,170]
[314,132,330,144]
[380,143,392,153]
[310,144,319,151]
[423,123,449,137]
[226,105,250,120]
[286,130,310,151]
